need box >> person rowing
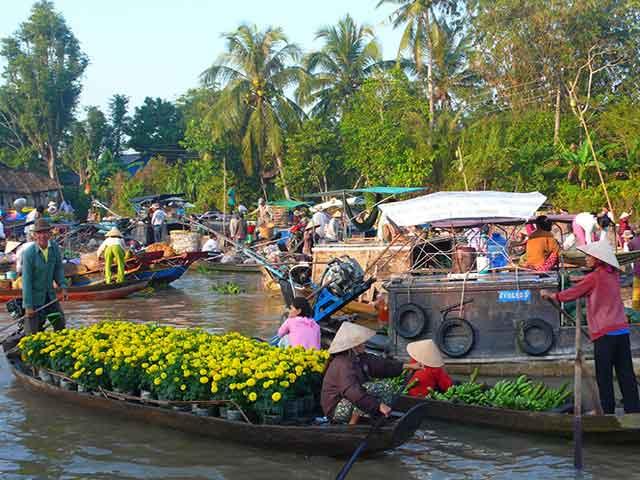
[541,239,640,414]
[321,322,420,424]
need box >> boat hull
[8,360,424,457]
[397,395,640,443]
[0,280,150,302]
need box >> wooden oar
[545,298,603,416]
[335,374,413,480]
[0,298,60,343]
[574,299,584,470]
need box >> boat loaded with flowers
[9,322,427,456]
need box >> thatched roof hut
[0,163,61,210]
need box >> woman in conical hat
[96,227,128,285]
[405,339,454,397]
[542,239,640,414]
[321,322,420,424]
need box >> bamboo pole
[573,298,584,470]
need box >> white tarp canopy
[377,191,547,227]
[311,196,364,212]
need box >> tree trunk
[426,10,435,131]
[46,144,65,201]
[275,154,291,200]
[553,85,561,145]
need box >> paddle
[0,298,60,344]
[335,373,413,480]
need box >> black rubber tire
[518,318,555,356]
[436,317,475,358]
[393,303,428,339]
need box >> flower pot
[38,370,53,384]
[192,404,210,417]
[284,399,299,419]
[261,413,282,425]
[303,395,315,414]
[59,379,76,391]
[225,409,243,421]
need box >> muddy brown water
[0,271,638,479]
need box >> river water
[0,271,638,479]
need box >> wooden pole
[222,155,227,249]
[574,298,584,470]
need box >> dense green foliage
[1,0,639,218]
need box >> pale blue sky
[1,0,403,115]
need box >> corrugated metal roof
[0,163,60,194]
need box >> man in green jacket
[22,219,68,335]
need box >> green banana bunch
[429,375,573,412]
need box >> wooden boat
[396,395,640,443]
[0,280,150,302]
[74,252,208,287]
[7,358,428,457]
[198,262,263,274]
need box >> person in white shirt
[151,205,167,243]
[0,211,5,241]
[202,233,220,252]
[311,209,330,240]
[325,210,343,242]
[13,241,32,274]
[24,206,44,241]
[573,212,597,246]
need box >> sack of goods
[169,231,201,254]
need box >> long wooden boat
[74,252,208,287]
[396,395,640,443]
[198,262,263,274]
[0,279,150,302]
[7,358,428,456]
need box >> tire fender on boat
[435,317,475,358]
[517,318,555,356]
[393,303,428,339]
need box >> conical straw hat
[4,241,23,254]
[106,227,122,238]
[406,339,444,368]
[577,238,620,269]
[328,322,376,354]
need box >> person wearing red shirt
[542,240,640,414]
[406,339,453,397]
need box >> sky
[0,0,404,116]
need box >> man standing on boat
[151,204,167,243]
[542,240,640,414]
[21,219,67,335]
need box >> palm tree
[377,0,459,129]
[201,25,306,199]
[299,14,382,118]
[427,18,478,111]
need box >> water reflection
[0,271,638,479]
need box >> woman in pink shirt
[277,297,321,349]
[542,240,640,414]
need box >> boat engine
[311,256,373,323]
[321,256,365,297]
[6,298,24,320]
